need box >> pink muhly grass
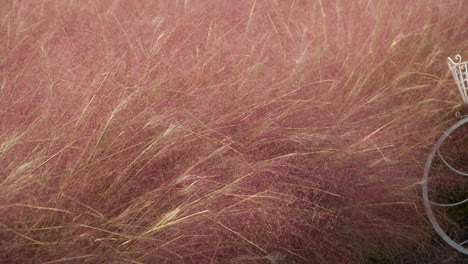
[0,0,466,263]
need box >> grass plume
[0,0,467,263]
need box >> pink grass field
[0,0,467,263]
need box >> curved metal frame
[422,116,468,254]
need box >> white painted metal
[422,117,468,255]
[422,55,468,255]
[448,55,468,104]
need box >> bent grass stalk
[0,0,467,263]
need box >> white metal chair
[422,54,468,254]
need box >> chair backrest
[448,55,468,104]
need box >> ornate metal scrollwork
[448,55,468,104]
[423,54,468,254]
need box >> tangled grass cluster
[0,0,466,263]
